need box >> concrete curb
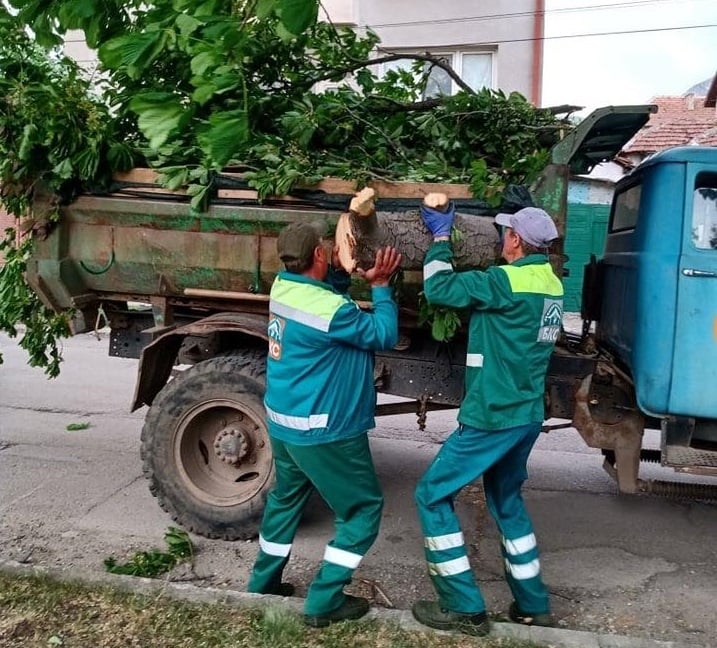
[0,560,702,648]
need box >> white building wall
[583,161,627,184]
[569,177,616,205]
[63,30,97,75]
[324,0,541,102]
[320,0,357,24]
[62,1,542,102]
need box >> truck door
[669,170,717,417]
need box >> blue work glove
[420,202,455,238]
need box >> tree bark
[335,201,500,273]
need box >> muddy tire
[141,351,272,540]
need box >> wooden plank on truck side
[112,169,473,200]
[183,288,373,309]
[113,168,164,185]
[367,179,473,199]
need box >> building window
[462,53,493,92]
[381,50,493,97]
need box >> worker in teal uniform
[411,204,564,636]
[247,220,402,627]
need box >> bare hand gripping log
[334,188,500,273]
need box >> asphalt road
[1,330,716,646]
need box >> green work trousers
[415,422,550,615]
[247,433,383,615]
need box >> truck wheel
[140,351,272,540]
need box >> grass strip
[0,571,543,648]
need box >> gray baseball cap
[494,207,558,248]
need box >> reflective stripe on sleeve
[259,534,292,558]
[503,533,537,556]
[424,531,465,551]
[266,406,329,430]
[427,556,471,577]
[324,545,363,569]
[466,353,484,367]
[505,558,541,580]
[423,260,453,281]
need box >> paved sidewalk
[0,559,701,648]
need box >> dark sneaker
[304,595,370,628]
[267,582,295,597]
[508,602,554,627]
[411,600,490,637]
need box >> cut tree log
[423,192,451,211]
[334,189,500,272]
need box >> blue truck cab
[576,146,717,491]
[600,147,717,419]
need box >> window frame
[610,181,642,233]
[379,48,495,96]
[691,172,717,251]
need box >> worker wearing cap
[411,205,563,636]
[247,221,402,628]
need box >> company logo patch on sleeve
[537,299,563,343]
[268,315,285,360]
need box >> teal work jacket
[264,271,398,445]
[423,242,564,430]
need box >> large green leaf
[190,50,218,77]
[191,82,217,106]
[57,0,99,26]
[194,0,223,16]
[98,30,168,79]
[130,93,188,150]
[255,0,277,19]
[175,13,201,36]
[278,0,318,35]
[171,0,195,12]
[198,109,249,168]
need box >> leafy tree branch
[0,1,566,368]
[298,51,476,94]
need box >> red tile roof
[622,95,716,154]
[693,126,717,146]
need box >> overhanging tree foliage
[0,0,565,373]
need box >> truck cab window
[611,183,641,232]
[692,184,717,250]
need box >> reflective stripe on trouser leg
[482,422,550,614]
[286,433,383,616]
[247,436,314,594]
[423,529,476,610]
[415,423,548,613]
[415,426,497,614]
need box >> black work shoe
[304,595,370,628]
[508,602,554,627]
[411,600,490,637]
[267,582,295,597]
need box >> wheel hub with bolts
[213,427,250,465]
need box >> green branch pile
[0,15,129,375]
[3,1,561,207]
[0,1,564,373]
[104,527,194,578]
